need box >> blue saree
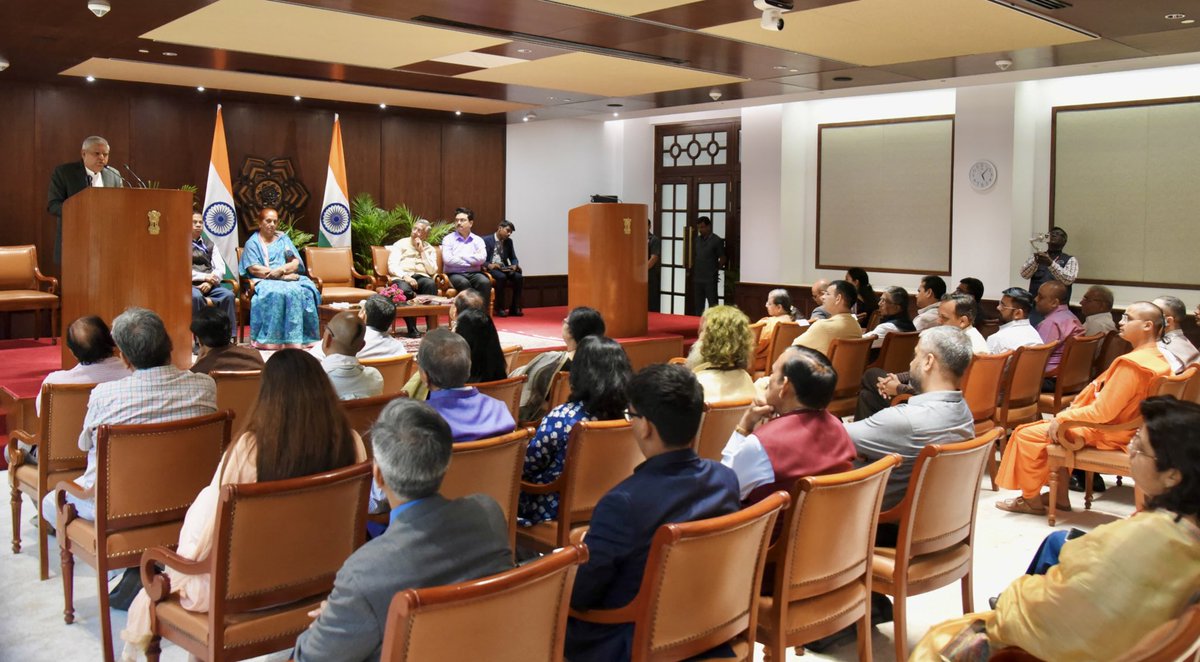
[239,232,321,348]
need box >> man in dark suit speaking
[483,219,523,317]
[47,135,124,263]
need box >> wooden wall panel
[382,118,444,221]
[442,122,506,235]
[0,80,506,296]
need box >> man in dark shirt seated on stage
[189,307,264,374]
[566,364,740,661]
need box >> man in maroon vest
[720,346,856,505]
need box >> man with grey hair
[1079,285,1116,337]
[845,326,975,521]
[1153,296,1199,373]
[387,219,439,337]
[418,328,514,442]
[48,135,125,263]
[294,399,511,662]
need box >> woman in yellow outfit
[912,395,1200,661]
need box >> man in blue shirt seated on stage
[419,328,515,442]
[566,364,740,661]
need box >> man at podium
[47,135,124,263]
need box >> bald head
[1035,281,1068,315]
[811,279,830,304]
[1120,301,1165,346]
[325,311,366,357]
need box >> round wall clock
[968,160,998,191]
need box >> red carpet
[493,306,700,345]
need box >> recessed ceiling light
[379,103,387,109]
[563,98,573,102]
[832,76,852,82]
[85,75,96,82]
[789,68,799,73]
[612,112,619,117]
[196,86,205,92]
[516,48,533,54]
[523,111,537,122]
[1165,13,1186,19]
[772,65,788,70]
[1183,18,1196,23]
[162,51,177,57]
[137,49,149,54]
[455,110,462,116]
[294,95,301,101]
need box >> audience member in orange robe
[995,301,1171,515]
[752,288,796,372]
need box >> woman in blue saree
[239,208,321,348]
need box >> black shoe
[109,567,143,611]
[406,330,423,339]
[495,310,508,317]
[988,595,999,610]
[870,593,893,624]
[509,309,524,317]
[1092,473,1106,492]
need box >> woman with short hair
[690,305,756,403]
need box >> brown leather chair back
[872,331,919,373]
[598,492,788,661]
[304,246,354,288]
[978,318,1000,339]
[1053,332,1105,395]
[441,429,531,547]
[1114,600,1200,662]
[207,462,372,654]
[381,545,587,662]
[561,420,642,526]
[471,375,527,424]
[97,411,233,535]
[361,354,416,396]
[547,371,571,413]
[502,344,523,373]
[760,456,898,654]
[891,429,997,557]
[1094,329,1132,379]
[961,351,1010,424]
[828,337,874,399]
[694,398,753,461]
[372,245,392,286]
[39,383,95,474]
[340,392,404,445]
[211,370,262,438]
[1182,364,1200,404]
[997,342,1056,427]
[1152,366,1197,401]
[764,321,804,374]
[0,245,40,290]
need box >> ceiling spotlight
[995,58,1013,71]
[85,75,96,82]
[1165,13,1186,19]
[772,65,788,70]
[294,95,301,101]
[612,112,619,117]
[137,49,149,54]
[379,103,387,109]
[754,0,790,32]
[709,89,722,101]
[87,0,111,17]
[455,110,462,116]
[517,48,533,54]
[162,52,177,57]
[196,86,205,92]
[523,112,537,122]
[0,57,9,72]
[1184,18,1196,23]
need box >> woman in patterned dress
[239,207,321,349]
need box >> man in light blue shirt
[419,328,514,442]
[441,206,492,308]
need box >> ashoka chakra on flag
[321,202,351,235]
[204,202,238,237]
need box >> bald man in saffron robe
[995,301,1170,515]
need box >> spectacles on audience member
[623,408,645,422]
[997,304,1016,311]
[1128,430,1156,461]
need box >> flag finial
[334,112,339,122]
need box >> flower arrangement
[378,283,409,306]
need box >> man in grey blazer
[293,398,513,662]
[47,135,124,263]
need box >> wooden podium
[61,188,193,369]
[568,203,648,338]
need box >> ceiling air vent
[1021,0,1072,10]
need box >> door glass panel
[660,186,672,209]
[698,184,711,210]
[661,293,672,311]
[661,269,673,291]
[660,212,673,237]
[674,215,687,237]
[674,184,687,209]
[674,295,685,312]
[714,183,727,210]
[674,267,686,286]
[662,240,673,264]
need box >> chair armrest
[568,526,588,546]
[221,278,240,297]
[1053,418,1140,451]
[520,478,564,495]
[569,604,637,625]
[877,505,902,524]
[889,393,912,406]
[54,479,93,501]
[33,268,59,295]
[350,267,371,285]
[7,429,37,470]
[240,277,256,299]
[434,273,452,294]
[141,546,208,602]
[309,274,324,292]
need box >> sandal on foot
[996,496,1046,515]
[1038,491,1073,512]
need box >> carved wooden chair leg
[97,566,116,662]
[145,635,162,662]
[61,540,75,624]
[38,510,50,580]
[9,483,20,554]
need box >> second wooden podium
[61,188,193,369]
[567,203,648,338]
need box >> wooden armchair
[694,398,753,461]
[8,382,94,579]
[1039,332,1105,415]
[379,544,587,662]
[754,321,804,379]
[57,411,233,662]
[871,429,998,662]
[963,351,1011,437]
[470,375,527,425]
[305,246,374,304]
[361,354,416,396]
[370,245,392,290]
[1045,367,1197,526]
[570,492,789,662]
[441,429,532,549]
[141,461,372,662]
[502,344,523,373]
[757,455,900,660]
[0,244,60,339]
[340,392,405,443]
[992,601,1200,662]
[518,420,640,553]
[990,342,1055,489]
[211,370,262,438]
[868,330,919,374]
[1093,329,1132,379]
[827,337,874,418]
[234,247,254,344]
[546,371,572,414]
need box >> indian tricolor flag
[201,104,239,280]
[318,114,351,247]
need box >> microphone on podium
[120,163,146,188]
